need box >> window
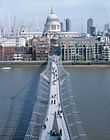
[51,25,56,30]
[57,25,60,29]
[76,48,78,54]
[79,48,82,55]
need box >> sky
[0,0,110,33]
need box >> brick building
[32,37,50,61]
[0,46,32,61]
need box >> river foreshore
[0,61,110,67]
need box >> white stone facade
[0,37,26,47]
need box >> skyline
[0,0,110,32]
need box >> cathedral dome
[46,15,59,23]
[44,7,61,32]
[46,8,59,23]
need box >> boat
[1,67,12,70]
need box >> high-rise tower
[90,26,96,36]
[104,23,110,32]
[60,22,64,32]
[87,18,93,34]
[66,18,72,32]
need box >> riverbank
[63,65,110,68]
[1,61,110,68]
[0,61,47,68]
[63,61,110,67]
[0,61,47,65]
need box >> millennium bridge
[24,55,87,140]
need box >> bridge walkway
[40,56,70,140]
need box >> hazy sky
[0,0,110,32]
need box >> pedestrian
[60,128,62,136]
[51,100,53,104]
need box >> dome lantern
[51,7,55,14]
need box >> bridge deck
[40,56,70,140]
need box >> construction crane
[11,16,16,35]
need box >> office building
[90,26,96,36]
[104,23,110,32]
[66,18,72,32]
[60,22,64,32]
[87,18,93,34]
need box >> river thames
[0,65,110,140]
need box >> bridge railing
[58,56,87,140]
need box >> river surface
[0,65,110,140]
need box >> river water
[0,65,110,140]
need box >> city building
[32,37,50,61]
[0,37,26,47]
[102,44,110,61]
[90,26,96,36]
[0,37,29,61]
[59,37,103,61]
[0,37,50,61]
[66,18,72,32]
[19,8,86,40]
[60,22,64,32]
[0,46,32,61]
[20,22,42,40]
[104,23,110,32]
[0,8,110,62]
[87,18,93,34]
